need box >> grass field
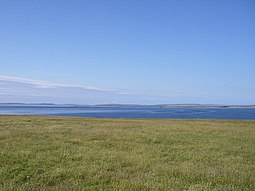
[0,116,255,190]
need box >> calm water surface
[0,105,255,120]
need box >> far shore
[0,103,255,109]
[160,104,255,109]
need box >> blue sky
[0,0,254,104]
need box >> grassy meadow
[0,116,255,190]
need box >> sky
[0,0,255,104]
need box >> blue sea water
[0,105,255,120]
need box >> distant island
[159,104,255,108]
[0,103,255,108]
[0,103,56,105]
[96,103,255,108]
[96,104,145,107]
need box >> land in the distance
[96,103,255,108]
[0,116,254,190]
[160,104,255,108]
[2,103,254,108]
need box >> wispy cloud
[0,75,200,104]
[0,75,188,97]
[0,75,103,90]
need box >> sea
[0,105,255,120]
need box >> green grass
[0,116,255,190]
